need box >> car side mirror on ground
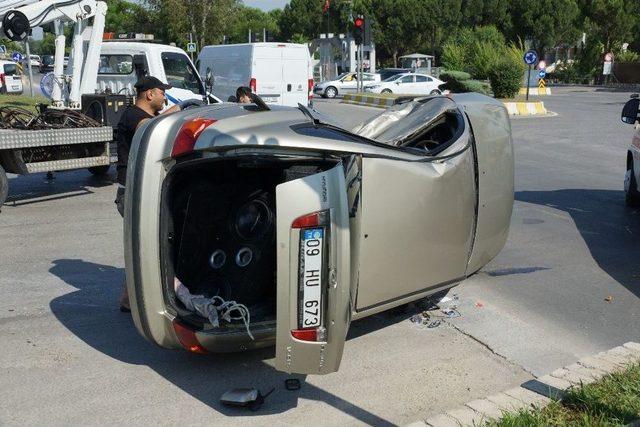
[621,97,640,124]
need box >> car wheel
[0,164,8,208]
[325,86,337,98]
[88,165,111,176]
[381,89,392,94]
[430,89,442,95]
[625,164,640,206]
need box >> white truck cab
[96,42,211,106]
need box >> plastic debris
[427,320,442,329]
[475,301,484,308]
[174,278,254,339]
[605,295,613,302]
[441,308,461,318]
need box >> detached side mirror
[621,98,640,124]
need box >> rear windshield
[161,52,204,95]
[3,64,18,75]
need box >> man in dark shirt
[116,76,194,311]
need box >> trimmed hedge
[440,70,490,95]
[488,60,522,98]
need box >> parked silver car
[622,94,640,206]
[314,72,380,98]
[124,93,514,375]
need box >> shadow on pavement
[5,170,113,206]
[48,258,395,425]
[516,189,640,298]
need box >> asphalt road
[0,89,638,425]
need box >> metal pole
[189,33,194,62]
[263,28,266,42]
[24,39,34,97]
[248,29,251,43]
[526,65,531,101]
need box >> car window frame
[98,54,134,75]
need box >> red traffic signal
[354,17,364,28]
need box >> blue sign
[538,70,546,78]
[12,52,23,62]
[523,50,538,65]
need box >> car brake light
[308,78,314,101]
[249,77,256,93]
[0,74,5,85]
[171,117,216,158]
[291,328,316,341]
[172,319,209,354]
[291,210,328,229]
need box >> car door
[340,74,358,93]
[414,75,433,94]
[275,161,352,374]
[396,74,415,93]
[353,104,476,312]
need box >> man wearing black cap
[116,76,200,311]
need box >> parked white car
[365,73,444,95]
[314,72,381,98]
[22,54,41,69]
[0,60,23,94]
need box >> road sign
[538,70,546,79]
[187,42,196,53]
[12,52,23,62]
[603,61,612,75]
[538,79,546,89]
[524,50,538,65]
[0,45,6,55]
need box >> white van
[197,42,313,106]
[0,60,23,94]
[95,42,212,106]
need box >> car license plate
[11,86,19,90]
[263,96,278,103]
[299,227,324,328]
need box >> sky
[242,0,290,11]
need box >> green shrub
[441,43,467,71]
[617,50,640,63]
[469,41,504,80]
[462,79,491,95]
[440,70,472,92]
[488,59,522,98]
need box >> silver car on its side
[124,93,514,375]
[314,72,380,98]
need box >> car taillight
[308,78,314,102]
[171,117,216,158]
[0,74,5,85]
[291,210,328,229]
[249,77,256,93]
[172,319,209,354]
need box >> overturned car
[124,93,514,375]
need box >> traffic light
[364,16,372,45]
[353,16,364,45]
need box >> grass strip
[490,362,640,426]
[0,95,48,111]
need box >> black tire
[0,164,8,208]
[88,165,111,176]
[325,86,338,98]
[381,89,393,94]
[625,161,640,207]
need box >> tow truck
[0,0,213,207]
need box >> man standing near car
[116,76,199,311]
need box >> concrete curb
[341,93,397,108]
[409,342,640,427]
[342,93,549,117]
[503,101,547,116]
[519,87,551,96]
